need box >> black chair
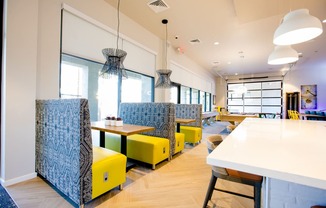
[259,113,276,119]
[203,135,263,208]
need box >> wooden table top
[175,118,196,124]
[91,121,155,136]
[202,111,218,119]
[218,114,258,122]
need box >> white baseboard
[1,172,37,187]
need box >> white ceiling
[104,0,326,78]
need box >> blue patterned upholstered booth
[104,102,179,169]
[175,104,202,145]
[36,99,126,207]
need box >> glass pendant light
[155,19,172,88]
[273,9,323,45]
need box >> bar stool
[203,135,263,208]
[226,124,236,133]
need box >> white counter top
[207,118,326,190]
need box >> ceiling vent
[189,39,201,44]
[147,0,169,13]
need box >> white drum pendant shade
[268,45,298,65]
[273,9,323,45]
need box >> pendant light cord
[116,0,121,50]
[162,19,168,69]
[165,22,168,69]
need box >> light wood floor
[6,130,254,208]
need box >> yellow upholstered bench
[104,133,173,169]
[127,134,170,169]
[175,132,185,154]
[180,126,202,145]
[92,146,126,199]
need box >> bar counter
[207,118,326,207]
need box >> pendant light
[268,45,298,65]
[155,19,172,88]
[100,0,128,79]
[273,9,323,45]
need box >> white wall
[1,0,38,185]
[1,0,217,185]
[215,76,227,107]
[283,66,326,112]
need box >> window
[170,83,181,104]
[191,89,199,104]
[199,91,205,112]
[227,81,282,115]
[121,70,153,103]
[178,86,211,111]
[205,93,211,111]
[60,63,88,98]
[181,86,191,104]
[60,54,154,121]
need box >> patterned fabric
[119,102,176,156]
[0,184,17,208]
[35,99,93,206]
[175,104,202,127]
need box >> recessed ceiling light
[323,19,326,23]
[227,61,232,65]
[235,73,238,75]
[214,42,219,45]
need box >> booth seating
[105,132,184,169]
[36,99,126,207]
[114,102,181,169]
[176,104,202,145]
[304,110,326,121]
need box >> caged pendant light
[273,9,323,45]
[100,0,128,79]
[155,19,172,88]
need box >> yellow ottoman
[127,134,170,169]
[92,146,126,199]
[180,126,202,145]
[175,132,185,154]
